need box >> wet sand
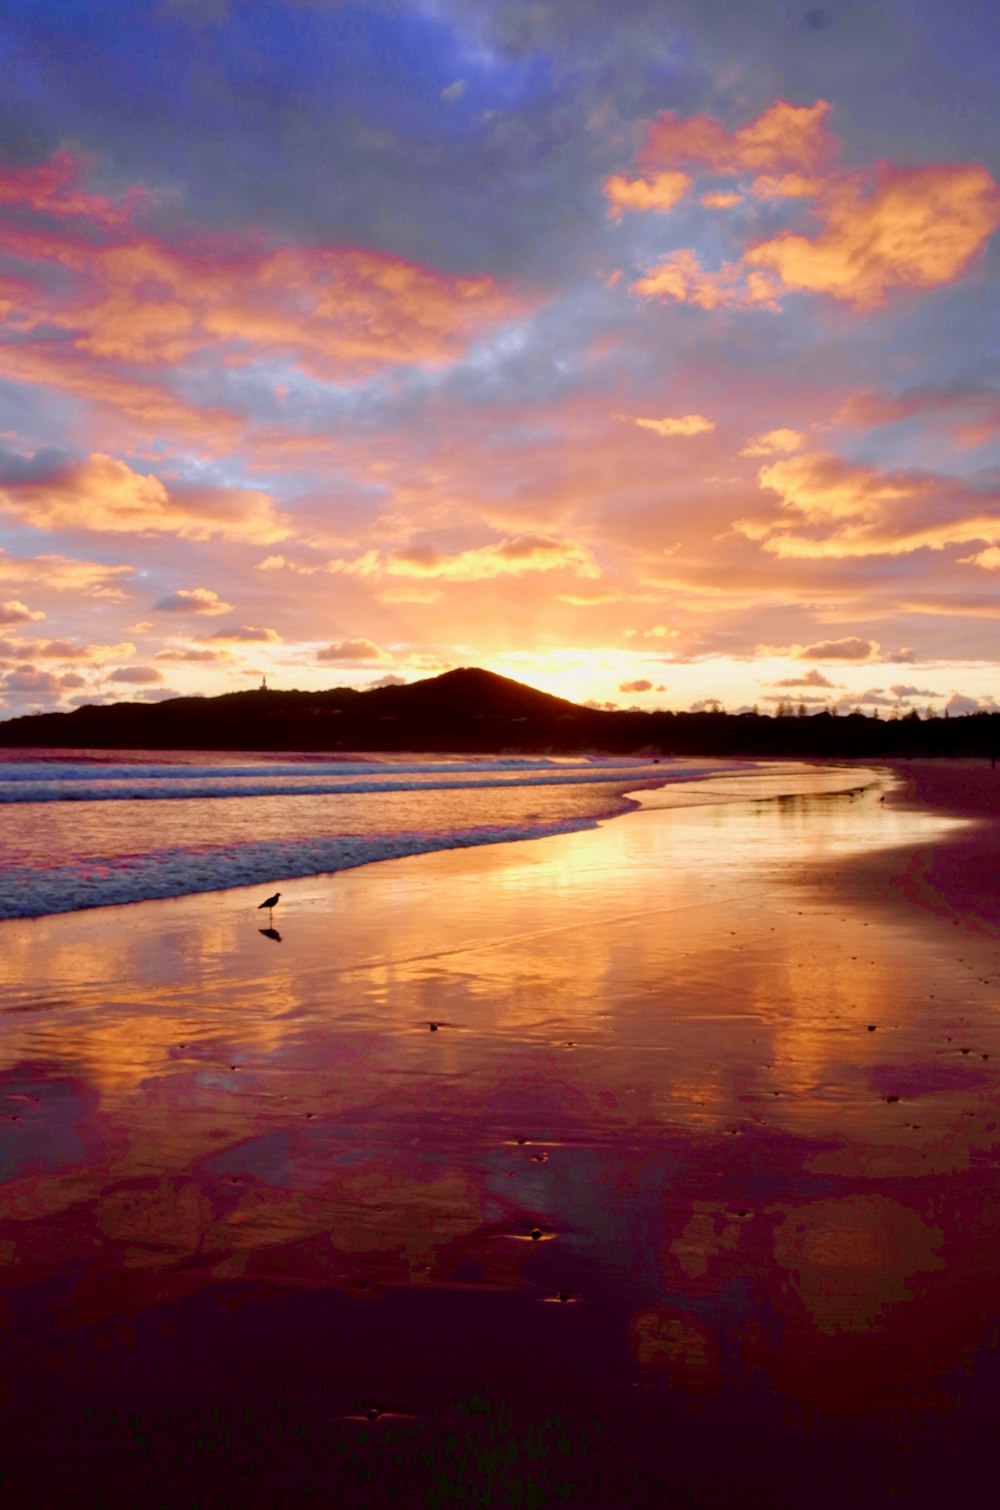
[2,762,1000,1506]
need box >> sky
[1,0,1000,719]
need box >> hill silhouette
[1,664,998,759]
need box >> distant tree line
[0,670,997,760]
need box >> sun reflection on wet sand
[3,772,1000,1502]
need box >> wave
[0,816,602,921]
[0,761,685,805]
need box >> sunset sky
[2,0,1000,718]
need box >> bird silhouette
[258,892,281,915]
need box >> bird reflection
[258,926,282,943]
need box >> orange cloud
[0,155,523,378]
[629,414,715,437]
[0,545,132,597]
[631,250,780,310]
[154,588,234,615]
[384,534,600,581]
[746,164,1000,308]
[0,454,289,543]
[700,192,743,209]
[794,637,881,661]
[959,546,1000,570]
[604,170,691,220]
[0,599,45,625]
[154,647,235,663]
[739,428,804,456]
[738,451,1000,558]
[770,668,838,687]
[316,638,393,663]
[107,664,164,684]
[205,626,282,643]
[616,100,1000,312]
[639,100,835,179]
[3,638,136,663]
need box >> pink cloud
[0,152,525,383]
[107,664,165,684]
[0,150,142,226]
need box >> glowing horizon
[2,2,1000,723]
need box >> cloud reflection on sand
[2,773,1000,1490]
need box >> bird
[258,892,281,915]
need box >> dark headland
[0,665,997,757]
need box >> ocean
[0,750,873,921]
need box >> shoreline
[1,755,877,925]
[797,758,1000,949]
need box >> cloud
[367,673,407,687]
[746,164,1000,309]
[945,692,994,715]
[638,100,836,180]
[385,533,600,580]
[154,587,234,615]
[616,99,1000,312]
[0,152,524,379]
[3,638,135,663]
[107,665,165,684]
[0,149,138,226]
[0,599,45,625]
[889,684,936,699]
[740,428,804,456]
[604,170,691,220]
[317,638,393,663]
[631,250,780,311]
[1,666,72,697]
[738,451,1000,559]
[441,79,467,103]
[960,546,1000,570]
[0,453,289,543]
[154,647,234,663]
[619,678,666,693]
[795,637,880,661]
[771,669,837,688]
[0,545,132,597]
[629,414,715,437]
[205,626,282,643]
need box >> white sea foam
[0,753,793,921]
[0,818,594,920]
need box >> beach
[2,759,1000,1506]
